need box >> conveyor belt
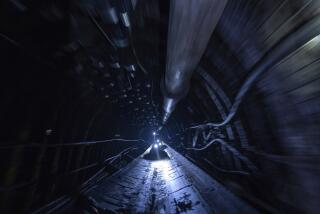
[85,146,258,214]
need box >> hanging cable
[186,138,225,151]
[190,15,320,129]
[87,9,117,50]
[202,158,250,176]
[186,138,257,171]
[0,138,145,149]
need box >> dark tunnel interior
[1,0,320,213]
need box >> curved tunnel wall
[163,1,320,212]
[0,54,149,213]
[1,0,320,213]
[0,6,149,212]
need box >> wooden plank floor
[85,146,258,214]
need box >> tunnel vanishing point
[1,0,320,213]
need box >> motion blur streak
[0,0,320,213]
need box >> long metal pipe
[161,0,228,124]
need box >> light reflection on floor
[85,146,258,213]
[151,159,172,181]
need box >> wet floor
[85,146,258,214]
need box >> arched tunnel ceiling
[1,0,320,213]
[2,0,319,138]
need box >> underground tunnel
[1,0,320,213]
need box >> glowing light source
[154,144,158,148]
[156,139,160,143]
[153,132,156,136]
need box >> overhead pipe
[190,15,320,129]
[161,0,228,125]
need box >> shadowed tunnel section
[1,0,320,213]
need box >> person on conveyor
[143,140,169,160]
